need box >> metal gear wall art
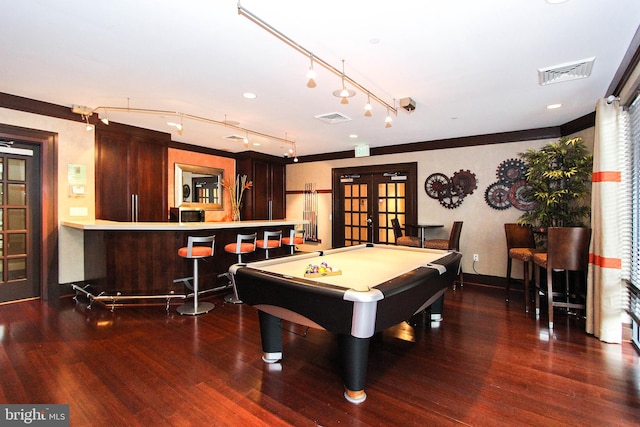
[424,169,478,209]
[484,158,537,211]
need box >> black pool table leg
[338,334,370,404]
[258,311,283,363]
[430,293,445,322]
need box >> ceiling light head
[364,95,373,117]
[306,56,317,88]
[385,110,393,128]
[333,86,356,99]
[82,115,93,131]
[98,109,110,125]
[306,74,317,88]
[333,60,356,102]
[546,103,562,110]
[167,121,184,135]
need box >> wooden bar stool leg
[523,261,530,313]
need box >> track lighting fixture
[83,115,93,131]
[237,3,397,116]
[74,104,296,156]
[385,109,393,128]
[306,56,317,88]
[364,94,373,117]
[98,109,109,125]
[167,120,183,136]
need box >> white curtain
[586,98,631,343]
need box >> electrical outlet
[473,253,479,262]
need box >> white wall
[287,128,594,280]
[0,107,96,283]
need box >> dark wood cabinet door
[133,136,167,221]
[96,127,168,222]
[252,160,271,219]
[237,154,287,220]
[270,162,285,219]
[96,131,133,221]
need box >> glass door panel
[0,145,40,303]
[376,180,407,244]
[342,181,370,246]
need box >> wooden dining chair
[504,223,538,312]
[423,221,463,251]
[532,227,591,329]
[423,221,463,288]
[390,218,421,248]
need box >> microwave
[169,208,205,223]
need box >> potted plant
[517,136,593,231]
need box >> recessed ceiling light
[243,92,257,99]
[546,0,568,4]
[349,134,358,139]
[252,142,260,146]
[546,103,562,109]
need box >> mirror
[174,163,224,210]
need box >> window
[627,94,640,348]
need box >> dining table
[405,223,444,248]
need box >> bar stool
[256,230,282,259]
[176,235,216,316]
[504,223,538,312]
[282,229,305,255]
[223,233,257,304]
[533,227,591,329]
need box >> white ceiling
[1,1,639,158]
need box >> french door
[0,142,41,303]
[332,163,417,248]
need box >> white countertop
[62,219,308,231]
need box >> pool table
[230,243,462,403]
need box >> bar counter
[63,219,307,297]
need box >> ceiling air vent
[538,57,595,86]
[315,112,352,124]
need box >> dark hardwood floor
[1,284,638,426]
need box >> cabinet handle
[131,194,139,222]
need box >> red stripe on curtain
[589,253,622,269]
[592,171,621,182]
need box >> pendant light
[332,60,356,104]
[364,94,373,117]
[306,55,317,88]
[385,109,393,128]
